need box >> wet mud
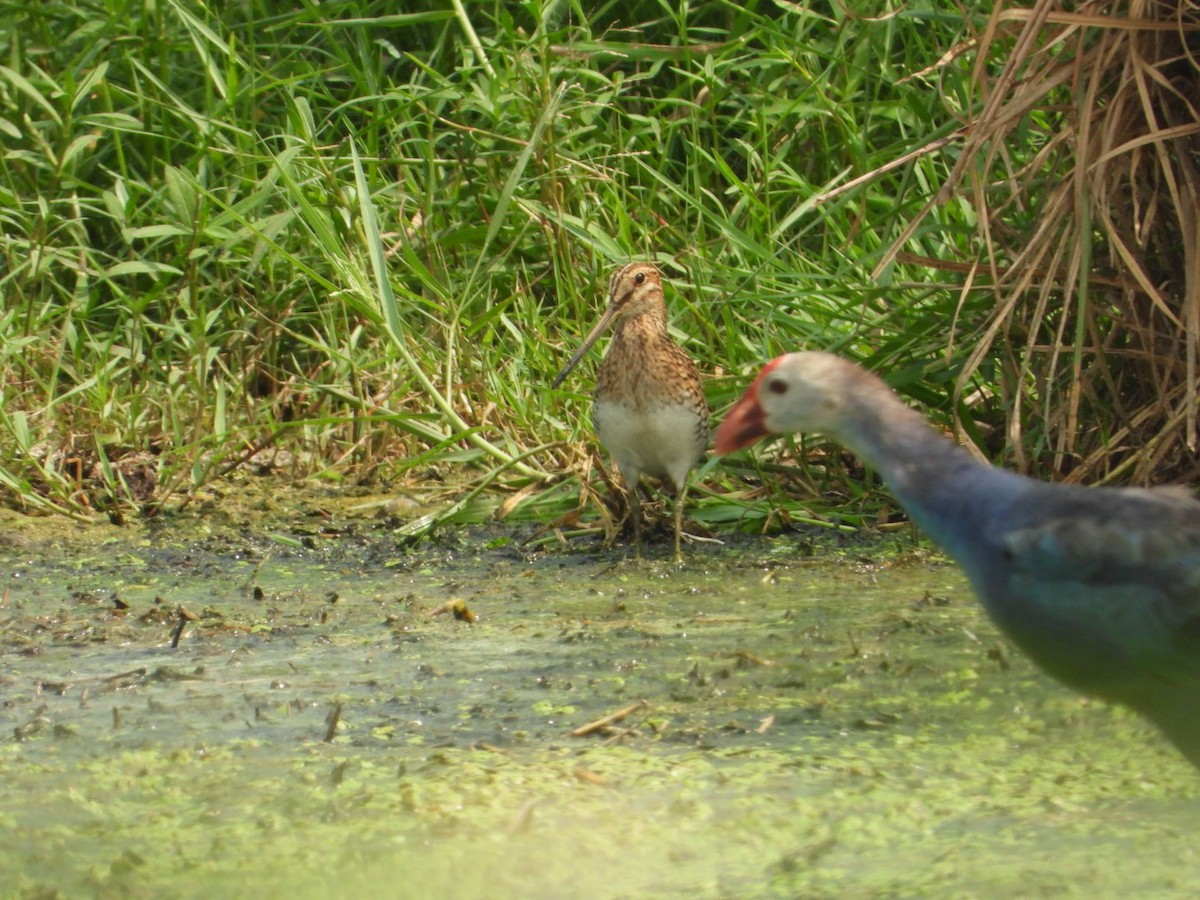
[0,482,1196,897]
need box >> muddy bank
[0,481,1196,897]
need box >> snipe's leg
[630,485,644,561]
[671,484,688,564]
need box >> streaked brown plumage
[552,262,709,561]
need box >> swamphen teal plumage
[715,351,1200,770]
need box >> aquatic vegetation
[0,489,1196,896]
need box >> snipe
[552,262,709,561]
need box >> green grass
[0,0,1138,532]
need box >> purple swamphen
[716,351,1200,771]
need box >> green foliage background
[0,0,1113,527]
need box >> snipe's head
[605,262,664,321]
[551,262,666,388]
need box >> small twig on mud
[601,725,641,747]
[509,798,539,835]
[171,606,200,649]
[572,767,608,785]
[323,702,343,742]
[729,649,776,667]
[103,668,149,689]
[570,700,648,738]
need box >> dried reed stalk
[890,0,1200,483]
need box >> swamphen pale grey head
[717,351,1200,772]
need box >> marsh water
[1,483,1197,898]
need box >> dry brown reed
[884,0,1200,484]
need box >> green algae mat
[0,485,1196,898]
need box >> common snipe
[553,262,709,561]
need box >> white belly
[594,399,706,492]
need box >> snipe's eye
[767,378,788,396]
[634,272,646,285]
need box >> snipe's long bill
[551,299,622,389]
